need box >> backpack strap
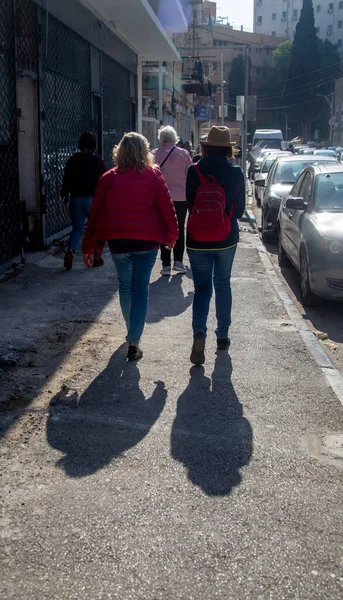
[194,162,216,183]
[193,162,207,184]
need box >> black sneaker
[64,250,73,271]
[93,257,104,268]
[127,345,143,361]
[190,333,206,365]
[217,338,230,351]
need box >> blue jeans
[68,196,98,256]
[187,246,237,339]
[111,250,158,344]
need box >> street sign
[196,104,211,121]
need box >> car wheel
[278,230,292,267]
[261,213,274,243]
[300,251,319,306]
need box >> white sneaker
[160,266,171,276]
[173,261,187,274]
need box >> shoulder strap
[194,161,207,184]
[160,145,176,168]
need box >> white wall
[254,0,343,50]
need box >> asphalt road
[250,189,343,374]
[1,227,343,599]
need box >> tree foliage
[284,0,323,140]
[272,41,293,83]
[317,39,341,94]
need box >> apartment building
[254,0,343,49]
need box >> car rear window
[273,159,336,184]
[262,158,276,172]
[315,173,343,211]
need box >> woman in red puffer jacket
[83,132,178,361]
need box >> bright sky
[216,0,254,31]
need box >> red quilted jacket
[82,166,179,255]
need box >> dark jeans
[161,201,187,266]
[187,246,237,338]
[68,196,98,257]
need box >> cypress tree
[284,0,323,141]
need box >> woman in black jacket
[186,126,245,365]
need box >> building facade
[254,0,343,49]
[0,0,183,271]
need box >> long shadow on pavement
[147,274,193,323]
[46,344,167,477]
[171,353,253,496]
[0,252,117,439]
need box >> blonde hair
[113,132,155,172]
[158,125,178,144]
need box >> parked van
[252,129,283,150]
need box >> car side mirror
[286,197,307,210]
[254,178,266,188]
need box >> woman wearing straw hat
[186,126,245,365]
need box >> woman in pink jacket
[153,126,192,276]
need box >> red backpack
[187,163,233,242]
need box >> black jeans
[161,201,187,267]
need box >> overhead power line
[255,73,337,101]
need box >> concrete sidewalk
[1,228,343,599]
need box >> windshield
[315,173,343,211]
[255,139,281,150]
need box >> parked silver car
[255,155,337,242]
[313,149,338,160]
[254,153,289,206]
[278,164,343,305]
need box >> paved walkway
[1,228,343,599]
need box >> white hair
[158,125,178,145]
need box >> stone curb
[244,211,343,409]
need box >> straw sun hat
[201,126,236,147]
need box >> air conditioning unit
[281,16,286,21]
[328,8,333,13]
[292,15,297,20]
[327,28,333,35]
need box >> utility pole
[316,92,335,145]
[330,93,335,146]
[242,45,249,178]
[221,53,224,125]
